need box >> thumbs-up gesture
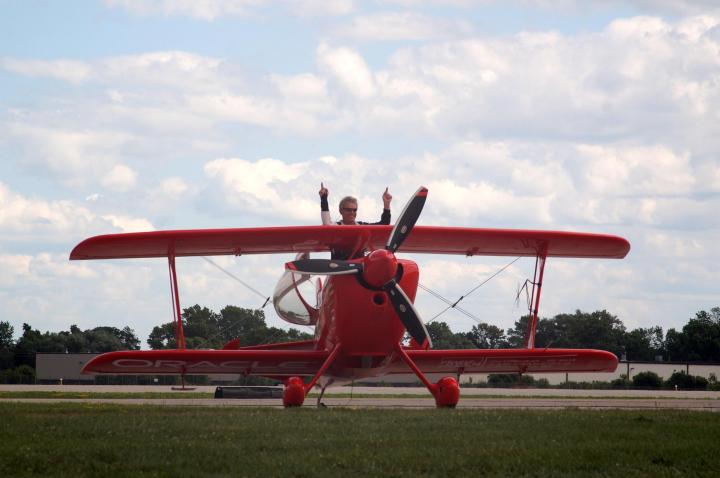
[382,187,392,208]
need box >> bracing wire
[201,256,271,309]
[418,283,483,323]
[426,256,522,323]
[175,256,271,350]
[191,256,314,350]
[515,279,533,311]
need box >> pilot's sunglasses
[341,207,357,212]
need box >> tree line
[1,305,718,383]
[428,307,720,362]
[146,304,313,349]
[0,305,312,383]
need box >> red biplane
[72,187,630,407]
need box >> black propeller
[286,258,361,275]
[285,186,432,348]
[386,186,427,253]
[383,279,429,348]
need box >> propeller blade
[384,280,432,349]
[286,259,362,276]
[386,186,428,253]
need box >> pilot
[319,183,392,259]
[319,183,392,225]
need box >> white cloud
[100,0,720,21]
[644,232,707,259]
[100,214,155,232]
[0,182,94,236]
[100,51,226,90]
[158,177,189,198]
[185,94,278,127]
[287,0,355,17]
[28,253,98,279]
[192,140,717,230]
[199,153,414,223]
[104,0,355,19]
[4,14,718,144]
[1,253,169,339]
[363,15,720,143]
[270,73,335,122]
[204,157,306,202]
[272,73,328,103]
[203,157,316,220]
[627,0,720,15]
[4,123,132,185]
[317,44,377,99]
[0,254,33,288]
[197,148,562,228]
[439,179,554,224]
[101,164,138,192]
[0,182,153,240]
[104,0,267,20]
[333,12,474,42]
[2,51,226,91]
[577,144,695,196]
[0,57,93,84]
[141,177,193,217]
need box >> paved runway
[2,385,719,410]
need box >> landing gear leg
[282,343,342,408]
[316,383,329,408]
[395,344,460,408]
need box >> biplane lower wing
[395,348,618,374]
[83,347,617,377]
[81,349,330,376]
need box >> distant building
[35,353,239,384]
[36,353,98,384]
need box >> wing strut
[524,249,547,349]
[168,253,186,349]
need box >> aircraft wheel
[283,377,306,407]
[434,376,460,408]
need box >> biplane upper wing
[70,226,630,260]
[81,348,329,376]
[393,348,618,374]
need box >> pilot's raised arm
[319,182,332,225]
[379,187,392,225]
[361,187,392,225]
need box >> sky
[1,0,719,347]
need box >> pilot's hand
[319,182,328,198]
[382,187,392,208]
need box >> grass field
[3,390,718,400]
[1,403,719,477]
